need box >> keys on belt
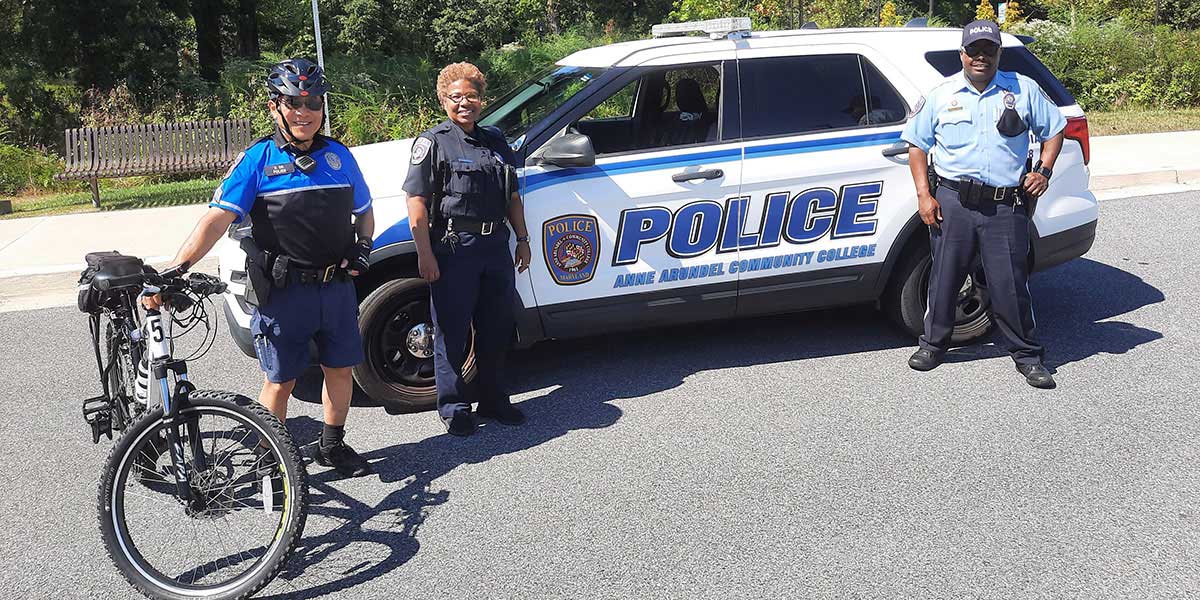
[444,217,504,235]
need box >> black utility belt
[252,250,346,286]
[442,217,506,235]
[287,263,348,285]
[937,176,1021,206]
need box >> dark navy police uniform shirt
[403,121,517,224]
[211,131,372,267]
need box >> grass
[1087,109,1200,136]
[2,178,217,219]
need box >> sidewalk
[1,130,1198,311]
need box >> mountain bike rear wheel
[98,391,307,600]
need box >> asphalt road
[1,190,1197,599]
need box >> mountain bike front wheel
[98,390,308,600]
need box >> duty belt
[937,175,1021,206]
[289,263,346,285]
[443,217,505,235]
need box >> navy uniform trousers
[920,184,1043,365]
[429,232,516,419]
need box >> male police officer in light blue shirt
[901,21,1066,389]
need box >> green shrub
[1019,19,1200,111]
[0,144,68,196]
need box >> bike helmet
[266,58,328,98]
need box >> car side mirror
[540,133,595,168]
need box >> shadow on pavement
[942,257,1164,370]
[265,257,1162,596]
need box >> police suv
[216,18,1098,413]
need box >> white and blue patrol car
[216,18,1098,413]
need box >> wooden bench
[56,120,255,208]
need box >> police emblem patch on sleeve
[325,152,342,170]
[913,95,926,114]
[223,151,245,180]
[411,137,432,165]
[543,214,600,286]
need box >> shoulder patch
[411,137,432,165]
[913,96,926,114]
[326,152,342,170]
[222,151,245,180]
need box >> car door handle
[672,169,723,182]
[881,143,910,158]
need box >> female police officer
[150,58,375,476]
[403,62,532,436]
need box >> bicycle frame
[142,293,208,512]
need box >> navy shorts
[250,279,365,383]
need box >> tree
[880,0,901,25]
[191,0,224,82]
[975,0,996,20]
[1001,0,1023,28]
[235,0,260,58]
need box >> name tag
[940,108,972,126]
[264,163,295,177]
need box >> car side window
[739,54,904,138]
[575,64,722,156]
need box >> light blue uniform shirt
[902,70,1066,187]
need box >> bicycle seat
[91,255,145,291]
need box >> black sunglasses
[278,95,325,111]
[962,43,1001,58]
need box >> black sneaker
[314,442,374,477]
[476,403,526,426]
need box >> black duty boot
[908,348,944,372]
[1016,363,1056,389]
[315,442,374,477]
[442,410,477,437]
[476,403,526,426]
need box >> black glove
[345,237,372,275]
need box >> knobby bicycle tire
[97,391,308,600]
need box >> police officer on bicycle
[150,58,375,475]
[404,62,533,436]
[902,22,1065,389]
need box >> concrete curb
[1091,169,1200,191]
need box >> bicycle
[81,254,308,600]
[80,253,150,442]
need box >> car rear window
[924,46,1077,107]
[738,54,908,139]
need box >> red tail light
[1065,116,1090,165]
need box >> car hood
[348,137,418,201]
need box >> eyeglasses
[961,43,1000,58]
[445,92,481,104]
[278,95,325,111]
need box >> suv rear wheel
[884,245,993,344]
[354,278,476,413]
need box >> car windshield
[479,66,608,150]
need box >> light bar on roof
[651,17,752,40]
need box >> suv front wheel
[884,246,994,344]
[354,278,476,413]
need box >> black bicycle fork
[154,358,208,512]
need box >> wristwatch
[1033,160,1053,180]
[516,235,530,243]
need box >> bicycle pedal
[83,395,114,443]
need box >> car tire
[353,278,476,413]
[884,244,993,345]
